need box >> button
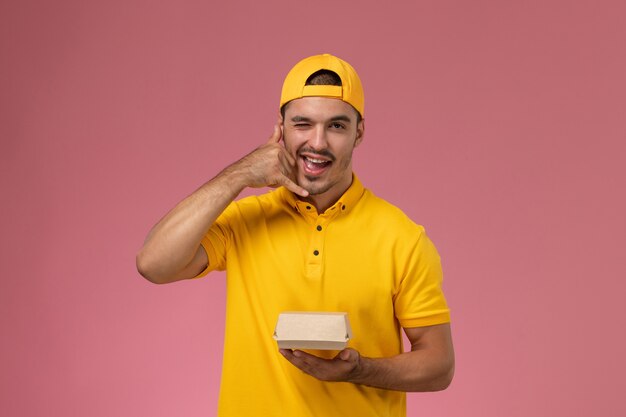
[316,225,322,231]
[313,250,319,256]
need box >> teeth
[305,157,327,163]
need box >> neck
[298,174,353,213]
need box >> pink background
[2,1,625,416]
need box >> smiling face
[281,97,364,208]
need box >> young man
[137,54,454,417]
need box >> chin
[302,179,333,196]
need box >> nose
[308,125,328,151]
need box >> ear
[277,112,284,139]
[354,118,365,147]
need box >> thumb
[267,123,282,144]
[338,348,356,361]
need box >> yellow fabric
[280,53,365,117]
[197,175,450,417]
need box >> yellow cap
[280,54,364,117]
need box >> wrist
[349,354,374,385]
[216,162,250,194]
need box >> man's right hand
[230,124,309,197]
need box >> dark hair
[281,70,362,122]
[306,69,342,86]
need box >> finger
[279,348,294,360]
[279,349,297,362]
[267,124,282,144]
[279,349,311,370]
[277,149,293,170]
[279,348,313,360]
[280,148,297,167]
[279,349,300,367]
[276,150,303,189]
[278,152,298,181]
[288,350,324,371]
[279,176,309,197]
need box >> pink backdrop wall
[2,1,625,416]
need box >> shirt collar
[279,173,365,218]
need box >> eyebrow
[290,115,353,123]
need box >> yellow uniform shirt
[198,175,450,417]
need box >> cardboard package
[273,312,352,350]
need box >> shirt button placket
[313,223,323,256]
[306,220,326,279]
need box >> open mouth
[301,155,332,176]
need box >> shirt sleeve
[192,202,236,278]
[393,227,451,328]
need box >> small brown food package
[273,312,352,350]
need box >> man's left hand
[279,348,362,382]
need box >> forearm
[136,166,247,284]
[279,324,454,392]
[351,347,455,392]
